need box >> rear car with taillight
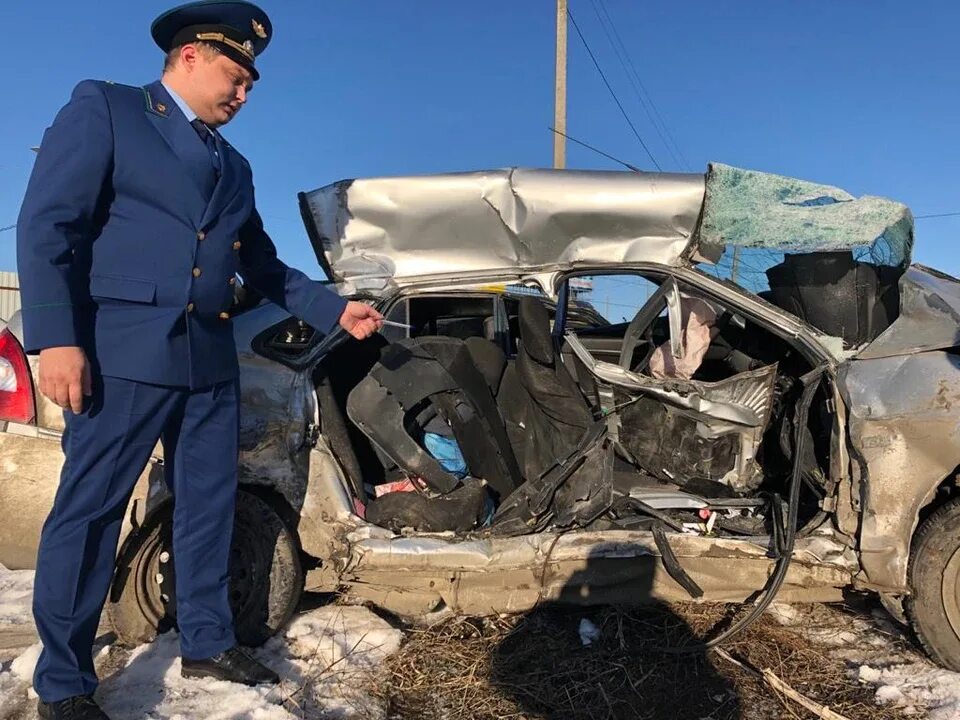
[0,326,36,425]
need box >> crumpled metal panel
[564,334,776,429]
[300,165,916,298]
[233,304,315,511]
[563,334,777,492]
[348,531,811,569]
[341,530,852,614]
[841,350,960,590]
[299,168,706,294]
[299,440,364,591]
[857,265,960,359]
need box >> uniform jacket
[17,79,347,388]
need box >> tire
[907,497,960,670]
[107,489,304,648]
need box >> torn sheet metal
[841,350,960,590]
[300,164,913,299]
[347,527,848,573]
[234,305,314,510]
[857,265,960,359]
[342,529,852,614]
[699,163,913,266]
[299,168,706,294]
[566,334,776,492]
[565,333,776,429]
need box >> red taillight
[0,329,35,424]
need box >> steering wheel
[619,278,680,370]
[700,309,739,363]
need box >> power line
[567,8,662,171]
[549,127,642,172]
[589,0,688,171]
[595,0,691,171]
[0,224,15,233]
[915,211,960,219]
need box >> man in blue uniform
[16,2,383,718]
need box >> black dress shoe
[181,646,280,685]
[37,695,110,720]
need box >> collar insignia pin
[156,102,166,113]
[251,19,267,39]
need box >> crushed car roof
[298,164,913,295]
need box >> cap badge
[251,19,267,39]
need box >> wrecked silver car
[3,163,960,670]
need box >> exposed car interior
[301,265,839,551]
[761,250,903,348]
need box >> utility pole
[553,0,567,169]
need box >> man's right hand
[38,346,92,414]
[338,301,384,340]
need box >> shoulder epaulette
[100,80,139,90]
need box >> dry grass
[374,602,910,720]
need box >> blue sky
[1,1,958,281]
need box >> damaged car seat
[346,337,523,507]
[365,478,490,533]
[461,336,533,465]
[765,251,903,348]
[512,297,594,480]
[491,420,613,536]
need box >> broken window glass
[698,163,913,268]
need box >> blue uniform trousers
[32,376,239,702]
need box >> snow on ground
[10,554,960,719]
[0,565,34,627]
[0,566,403,719]
[0,643,41,718]
[93,606,403,719]
[769,602,960,719]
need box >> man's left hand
[338,301,384,339]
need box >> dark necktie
[190,118,222,177]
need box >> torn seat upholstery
[346,337,523,502]
[511,297,594,480]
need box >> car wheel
[908,497,960,670]
[107,489,304,648]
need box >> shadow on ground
[374,553,909,720]
[376,553,743,719]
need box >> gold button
[228,277,236,285]
[232,241,242,250]
[219,312,230,321]
[197,231,206,241]
[186,302,195,313]
[192,267,202,278]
